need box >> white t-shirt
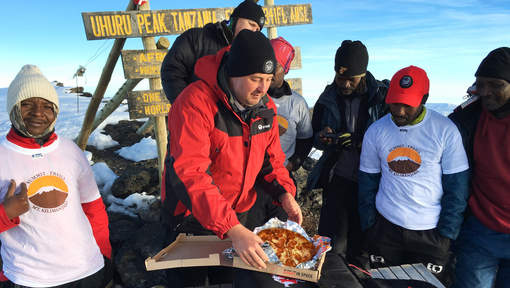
[359,109,469,230]
[272,90,313,165]
[0,136,104,287]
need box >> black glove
[324,132,354,151]
[336,132,353,150]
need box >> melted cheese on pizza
[257,228,316,267]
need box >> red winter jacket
[162,47,295,239]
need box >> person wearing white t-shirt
[358,66,470,285]
[0,65,112,287]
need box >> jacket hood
[194,46,230,101]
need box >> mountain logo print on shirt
[386,146,421,176]
[277,115,289,136]
[27,173,69,212]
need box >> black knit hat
[334,40,369,77]
[475,47,510,83]
[231,0,266,29]
[226,30,276,77]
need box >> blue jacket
[306,71,388,190]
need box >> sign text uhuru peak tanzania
[82,4,312,40]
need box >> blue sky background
[1,0,509,106]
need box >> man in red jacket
[162,30,302,287]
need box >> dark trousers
[318,176,364,266]
[365,214,452,285]
[245,183,288,230]
[3,263,111,288]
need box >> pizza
[257,228,316,267]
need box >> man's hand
[336,132,353,150]
[318,126,334,145]
[279,193,302,225]
[3,180,29,220]
[227,224,268,269]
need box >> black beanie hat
[475,47,510,83]
[226,30,276,77]
[334,40,369,77]
[231,0,266,30]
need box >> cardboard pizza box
[145,234,326,282]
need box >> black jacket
[160,21,233,103]
[307,71,389,189]
[448,96,482,167]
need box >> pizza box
[145,233,326,282]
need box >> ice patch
[91,162,117,197]
[88,132,119,150]
[115,137,157,161]
[107,192,157,218]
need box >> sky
[1,0,510,106]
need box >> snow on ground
[84,150,94,165]
[116,136,157,161]
[107,192,157,218]
[91,162,118,197]
[91,161,157,217]
[88,132,119,150]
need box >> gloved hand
[335,133,353,150]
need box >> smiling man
[161,30,302,287]
[449,47,510,288]
[0,65,112,287]
[161,0,266,103]
[358,65,470,286]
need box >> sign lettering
[83,4,312,40]
[121,49,167,79]
[128,90,171,119]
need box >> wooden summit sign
[82,4,312,40]
[120,48,301,80]
[121,49,167,79]
[127,90,170,119]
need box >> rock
[139,200,162,223]
[111,166,159,199]
[114,223,169,288]
[69,86,84,93]
[109,215,143,245]
[103,120,147,147]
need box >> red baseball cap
[385,65,429,107]
[270,37,295,74]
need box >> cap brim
[385,92,422,107]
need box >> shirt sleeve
[295,98,313,139]
[441,120,470,175]
[70,142,102,203]
[359,125,381,174]
[0,204,20,233]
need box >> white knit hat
[7,65,59,114]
